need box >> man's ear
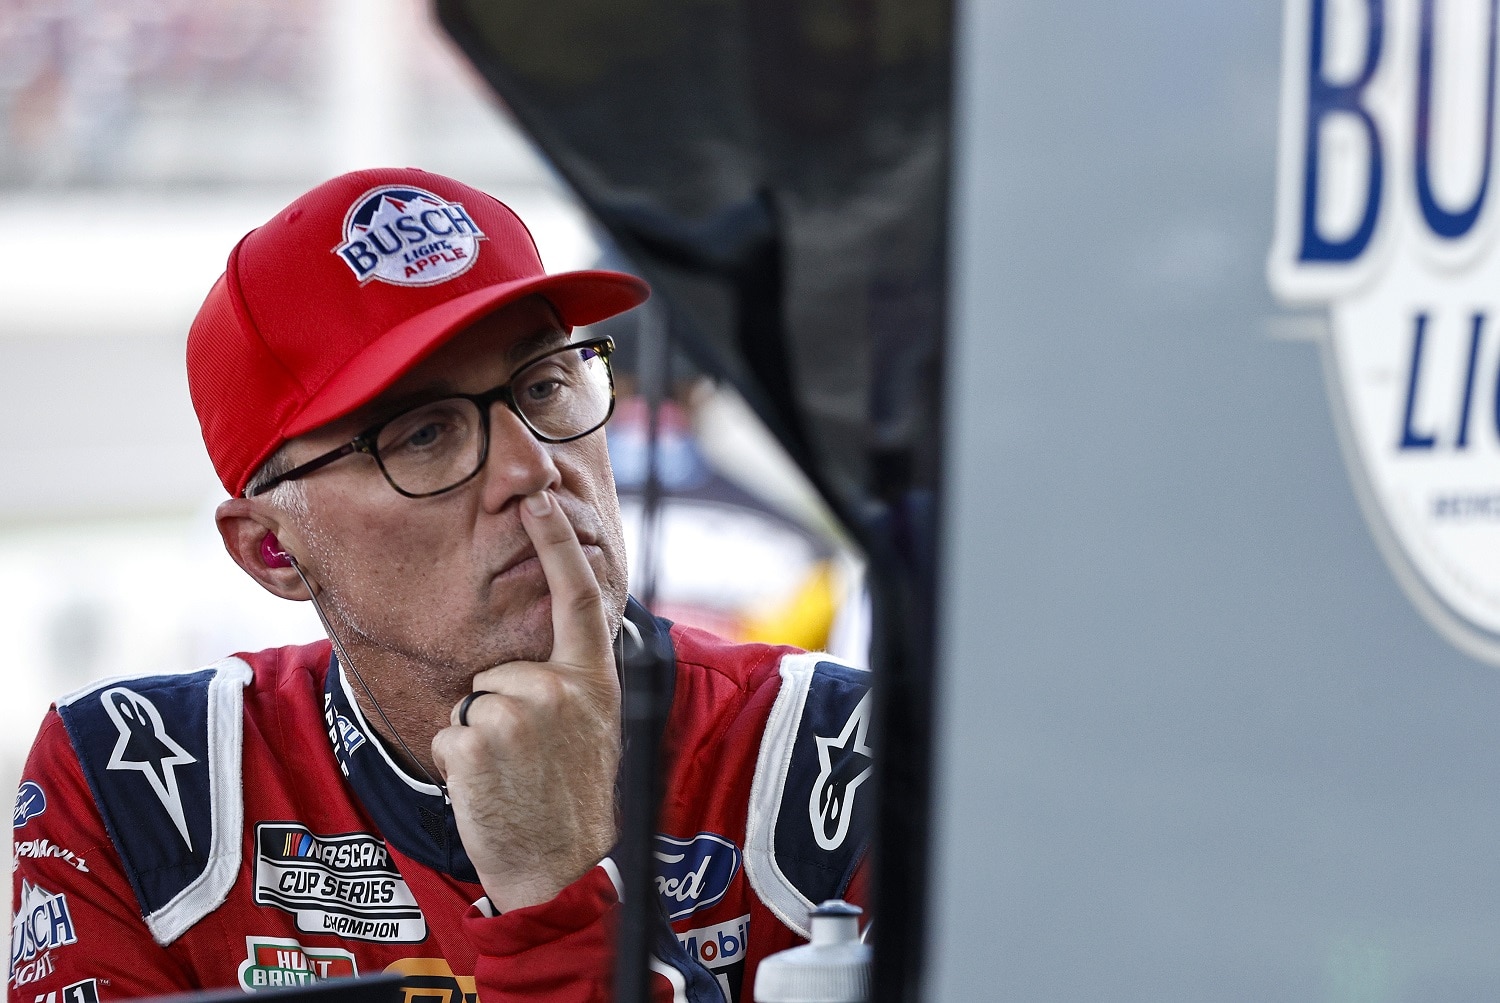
[215,497,314,601]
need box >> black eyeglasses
[248,337,616,499]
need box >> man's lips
[490,538,603,581]
[493,547,538,579]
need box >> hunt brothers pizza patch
[238,936,357,990]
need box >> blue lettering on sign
[13,781,45,829]
[653,833,741,921]
[1458,313,1485,448]
[1415,0,1498,240]
[1299,0,1386,263]
[1395,310,1500,452]
[1400,313,1440,450]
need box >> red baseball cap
[187,167,650,497]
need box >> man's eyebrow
[363,386,456,423]
[352,327,573,429]
[506,326,572,366]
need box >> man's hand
[431,489,621,912]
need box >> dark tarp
[434,5,953,1000]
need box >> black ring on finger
[457,690,494,727]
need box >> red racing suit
[9,601,872,1003]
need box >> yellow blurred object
[739,560,839,651]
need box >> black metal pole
[613,300,672,1003]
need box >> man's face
[280,296,629,702]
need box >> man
[10,168,872,1003]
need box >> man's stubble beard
[306,526,632,713]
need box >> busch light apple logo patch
[653,832,741,921]
[335,186,484,287]
[254,823,425,943]
[1270,0,1500,661]
[10,880,77,990]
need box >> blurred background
[0,0,865,901]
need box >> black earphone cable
[287,554,450,798]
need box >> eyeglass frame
[245,335,617,500]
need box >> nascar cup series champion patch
[335,186,485,286]
[1270,0,1500,662]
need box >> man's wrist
[477,854,615,913]
[475,856,622,916]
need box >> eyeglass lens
[372,344,612,496]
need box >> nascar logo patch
[253,822,425,943]
[334,185,485,287]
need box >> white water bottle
[753,900,870,1003]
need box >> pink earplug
[261,533,293,569]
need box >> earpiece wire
[287,554,450,799]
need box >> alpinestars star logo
[808,692,873,851]
[101,687,197,848]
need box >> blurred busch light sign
[1270,0,1500,660]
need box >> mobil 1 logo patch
[1270,0,1500,661]
[677,914,751,1003]
[254,823,425,943]
[335,186,485,286]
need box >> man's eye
[378,403,471,456]
[523,378,562,403]
[405,422,443,447]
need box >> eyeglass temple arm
[245,440,366,497]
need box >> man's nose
[477,403,561,511]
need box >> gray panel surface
[930,2,1500,998]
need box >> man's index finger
[519,489,612,671]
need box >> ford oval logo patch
[334,185,485,287]
[13,781,45,829]
[653,832,740,921]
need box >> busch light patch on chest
[253,823,425,943]
[11,880,77,990]
[654,832,740,921]
[1270,0,1500,660]
[335,186,485,286]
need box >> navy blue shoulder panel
[56,659,250,944]
[652,901,729,1002]
[744,654,873,937]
